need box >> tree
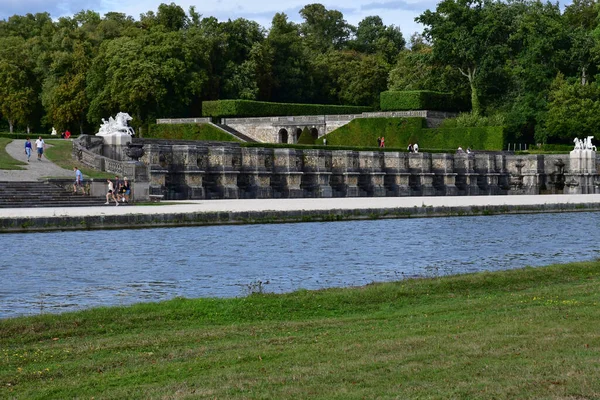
[417,0,513,114]
[0,36,38,132]
[544,74,600,143]
[266,13,314,103]
[299,4,352,52]
[352,16,405,63]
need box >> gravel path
[1,139,74,182]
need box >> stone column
[301,149,332,198]
[330,150,360,197]
[383,152,411,196]
[239,147,273,198]
[358,151,386,197]
[565,150,598,194]
[432,153,457,196]
[142,144,169,197]
[205,146,240,199]
[408,152,435,196]
[521,155,544,195]
[272,148,304,198]
[454,153,479,195]
[474,153,501,195]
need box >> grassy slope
[147,123,242,142]
[0,138,27,170]
[2,261,600,399]
[44,139,114,179]
[319,118,505,151]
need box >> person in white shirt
[35,136,45,161]
[413,143,419,153]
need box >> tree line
[0,0,598,144]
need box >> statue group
[96,112,135,136]
[573,136,596,151]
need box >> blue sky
[0,0,442,38]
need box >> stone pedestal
[101,133,132,161]
[239,147,273,198]
[301,150,332,198]
[566,150,598,194]
[358,151,386,196]
[206,146,240,199]
[432,153,457,196]
[383,152,411,196]
[331,150,360,197]
[409,153,435,196]
[272,149,304,198]
[454,154,479,195]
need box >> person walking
[73,167,84,194]
[35,136,45,161]
[24,138,32,162]
[121,177,131,203]
[105,179,119,206]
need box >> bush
[315,118,505,151]
[380,91,457,111]
[0,132,59,140]
[202,100,373,118]
[146,123,241,142]
[297,127,316,145]
[440,112,506,128]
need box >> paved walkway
[1,139,74,182]
[0,194,599,219]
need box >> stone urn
[125,143,145,161]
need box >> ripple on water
[2,212,600,318]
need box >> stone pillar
[521,155,544,195]
[432,153,458,196]
[330,150,360,197]
[206,146,240,199]
[100,133,132,161]
[474,153,501,195]
[272,148,304,198]
[143,144,169,197]
[358,151,386,197]
[301,149,332,198]
[170,145,206,200]
[239,147,273,198]
[565,150,598,194]
[383,152,411,196]
[454,153,479,195]
[408,152,435,196]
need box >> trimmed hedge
[315,118,506,151]
[0,132,61,140]
[297,127,315,145]
[146,123,242,142]
[202,100,373,118]
[380,91,456,112]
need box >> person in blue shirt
[73,167,85,194]
[24,138,32,162]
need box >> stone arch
[310,127,319,141]
[294,128,303,144]
[278,128,289,144]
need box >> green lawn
[2,260,600,399]
[44,139,113,179]
[0,138,27,170]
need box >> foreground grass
[2,261,600,399]
[44,139,113,179]
[0,138,27,170]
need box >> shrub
[297,127,315,145]
[202,100,373,118]
[380,91,457,111]
[146,123,241,142]
[440,112,506,128]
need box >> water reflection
[1,212,599,318]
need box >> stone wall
[136,141,600,200]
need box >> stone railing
[156,118,212,124]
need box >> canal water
[2,212,599,319]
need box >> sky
[0,0,442,39]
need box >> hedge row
[380,91,457,112]
[146,123,241,142]
[315,118,506,151]
[0,132,61,140]
[202,100,374,118]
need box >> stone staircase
[212,123,259,143]
[0,181,106,208]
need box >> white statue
[574,136,596,151]
[96,112,135,136]
[585,136,596,151]
[51,127,57,136]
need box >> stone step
[0,181,108,208]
